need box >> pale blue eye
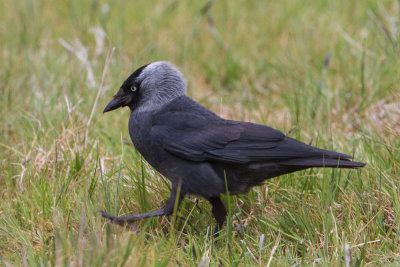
[130,86,137,92]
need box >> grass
[1,0,399,265]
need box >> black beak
[103,88,132,113]
[103,98,123,113]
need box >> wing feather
[151,97,351,165]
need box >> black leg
[101,185,184,226]
[208,197,227,237]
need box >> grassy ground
[1,0,399,266]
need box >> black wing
[151,99,354,165]
[155,117,285,164]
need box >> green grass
[1,0,399,265]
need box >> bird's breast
[128,111,164,169]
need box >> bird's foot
[100,210,145,231]
[99,209,166,225]
[213,225,222,238]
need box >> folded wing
[152,108,358,166]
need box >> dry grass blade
[266,231,281,267]
[344,243,352,267]
[85,46,115,148]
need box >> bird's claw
[98,210,114,219]
[98,210,140,231]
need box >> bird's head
[103,61,187,113]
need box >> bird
[101,61,365,236]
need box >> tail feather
[280,157,366,169]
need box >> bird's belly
[129,114,224,196]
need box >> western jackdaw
[102,61,365,235]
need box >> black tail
[280,157,365,169]
[278,137,365,169]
